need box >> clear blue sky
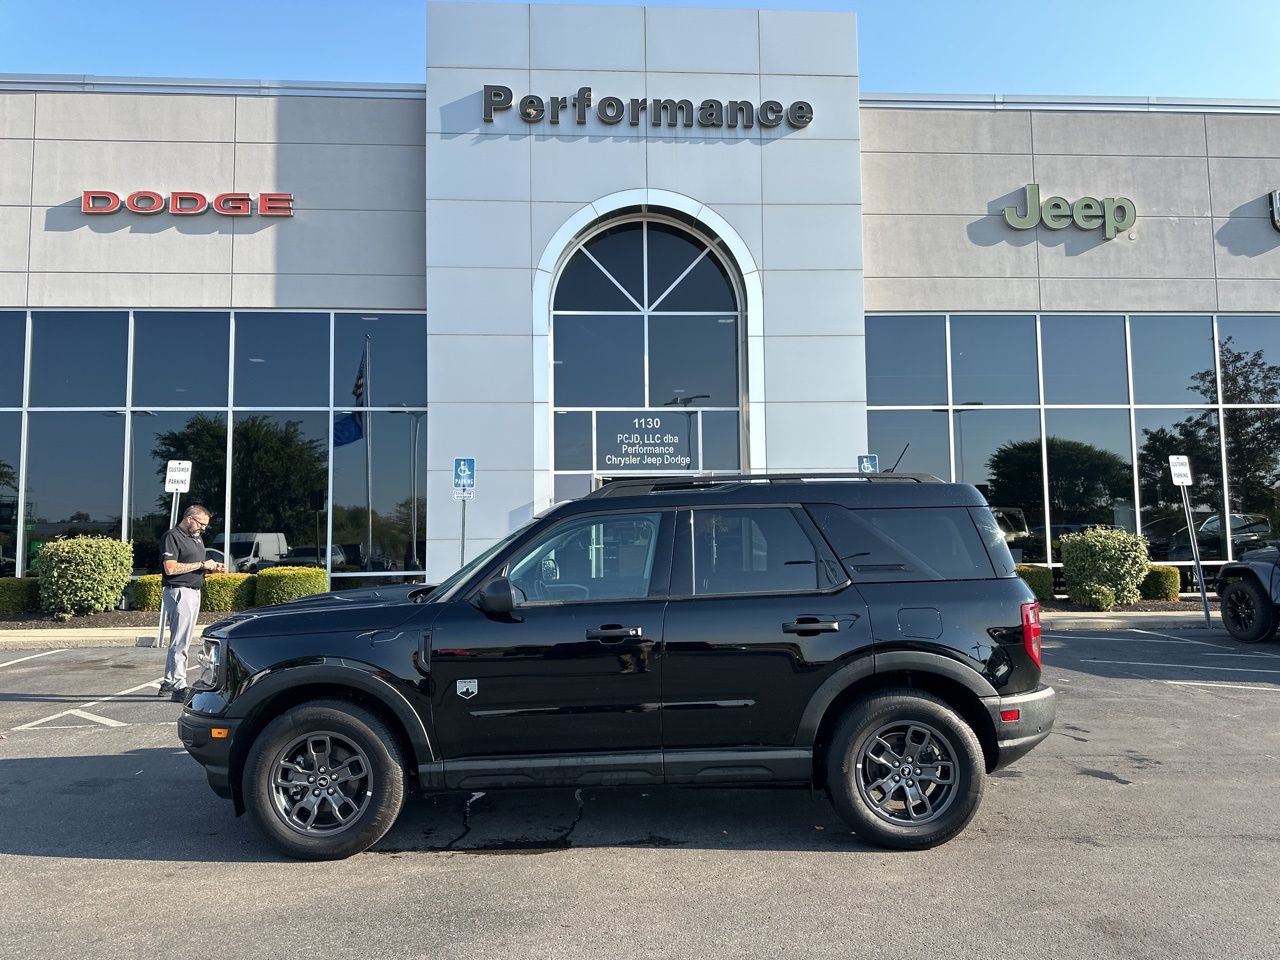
[3,0,1280,100]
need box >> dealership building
[2,0,1280,586]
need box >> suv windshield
[427,519,538,603]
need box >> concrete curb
[1042,611,1216,632]
[0,626,219,650]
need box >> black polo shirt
[160,524,205,589]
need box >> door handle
[783,616,841,634]
[586,624,644,643]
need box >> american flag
[352,343,368,425]
[333,342,369,447]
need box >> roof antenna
[887,443,909,474]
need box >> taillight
[1021,601,1042,668]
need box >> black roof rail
[585,472,943,498]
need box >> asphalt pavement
[1,629,1277,960]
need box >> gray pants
[162,586,201,688]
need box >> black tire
[826,689,984,850]
[243,699,405,860]
[1220,578,1278,644]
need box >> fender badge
[456,679,478,700]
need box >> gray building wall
[860,105,1280,312]
[0,86,426,310]
[423,1,865,576]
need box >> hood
[206,582,434,639]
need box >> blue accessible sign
[453,457,475,500]
[857,454,879,473]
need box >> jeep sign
[81,190,295,217]
[1003,183,1135,240]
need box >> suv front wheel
[243,700,406,860]
[826,690,984,849]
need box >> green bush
[0,577,40,615]
[1071,582,1117,612]
[255,566,328,606]
[37,537,134,621]
[1140,565,1182,601]
[130,574,164,611]
[1016,564,1055,602]
[203,573,257,611]
[1060,527,1150,607]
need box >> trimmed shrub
[255,566,329,606]
[203,573,256,611]
[37,537,134,621]
[0,577,40,615]
[1071,582,1117,612]
[1016,564,1055,602]
[1140,565,1182,601]
[130,575,164,611]
[1060,527,1149,608]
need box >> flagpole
[364,334,374,572]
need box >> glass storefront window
[129,411,227,574]
[28,312,128,407]
[1130,316,1216,404]
[554,222,644,310]
[1216,316,1280,405]
[24,412,125,567]
[701,411,740,471]
[866,315,947,405]
[234,313,329,407]
[553,315,645,408]
[1225,408,1280,554]
[553,411,592,471]
[334,313,427,408]
[229,412,328,571]
[951,315,1038,405]
[1041,315,1128,404]
[132,312,230,407]
[0,313,25,408]
[0,413,19,576]
[647,315,738,408]
[953,408,1045,562]
[1136,408,1225,561]
[331,410,426,572]
[867,410,950,479]
[1044,409,1134,560]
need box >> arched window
[551,216,744,501]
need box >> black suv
[180,474,1055,859]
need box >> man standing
[159,504,223,702]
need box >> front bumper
[178,710,241,800]
[982,683,1055,771]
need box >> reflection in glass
[867,410,950,479]
[552,315,644,408]
[701,411,740,471]
[1130,316,1215,404]
[553,411,592,470]
[866,316,947,405]
[234,313,329,407]
[554,473,593,504]
[1216,316,1280,405]
[25,412,124,566]
[332,411,425,572]
[334,313,426,408]
[132,313,229,407]
[0,414,19,575]
[953,408,1044,562]
[1225,408,1280,554]
[950,315,1038,404]
[1045,410,1134,560]
[29,312,128,407]
[0,313,25,407]
[131,412,227,573]
[648,315,738,408]
[230,413,328,570]
[1041,315,1128,404]
[1136,408,1224,561]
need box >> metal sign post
[453,458,475,568]
[141,461,192,649]
[1169,455,1211,628]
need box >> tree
[150,414,227,515]
[0,458,14,492]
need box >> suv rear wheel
[826,689,984,849]
[1220,578,1277,644]
[244,700,405,860]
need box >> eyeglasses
[191,517,211,528]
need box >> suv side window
[806,504,996,582]
[691,507,827,596]
[506,511,666,605]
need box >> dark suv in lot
[180,474,1055,859]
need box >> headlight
[191,637,225,691]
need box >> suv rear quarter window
[691,507,838,595]
[807,504,997,582]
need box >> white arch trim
[531,189,767,473]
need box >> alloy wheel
[855,720,959,826]
[269,731,373,836]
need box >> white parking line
[0,649,67,669]
[11,676,163,730]
[1162,680,1280,692]
[1085,659,1280,675]
[1045,633,1224,648]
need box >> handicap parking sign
[453,457,475,500]
[857,454,879,473]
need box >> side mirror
[475,577,516,615]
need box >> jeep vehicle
[180,474,1055,860]
[1217,545,1280,643]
